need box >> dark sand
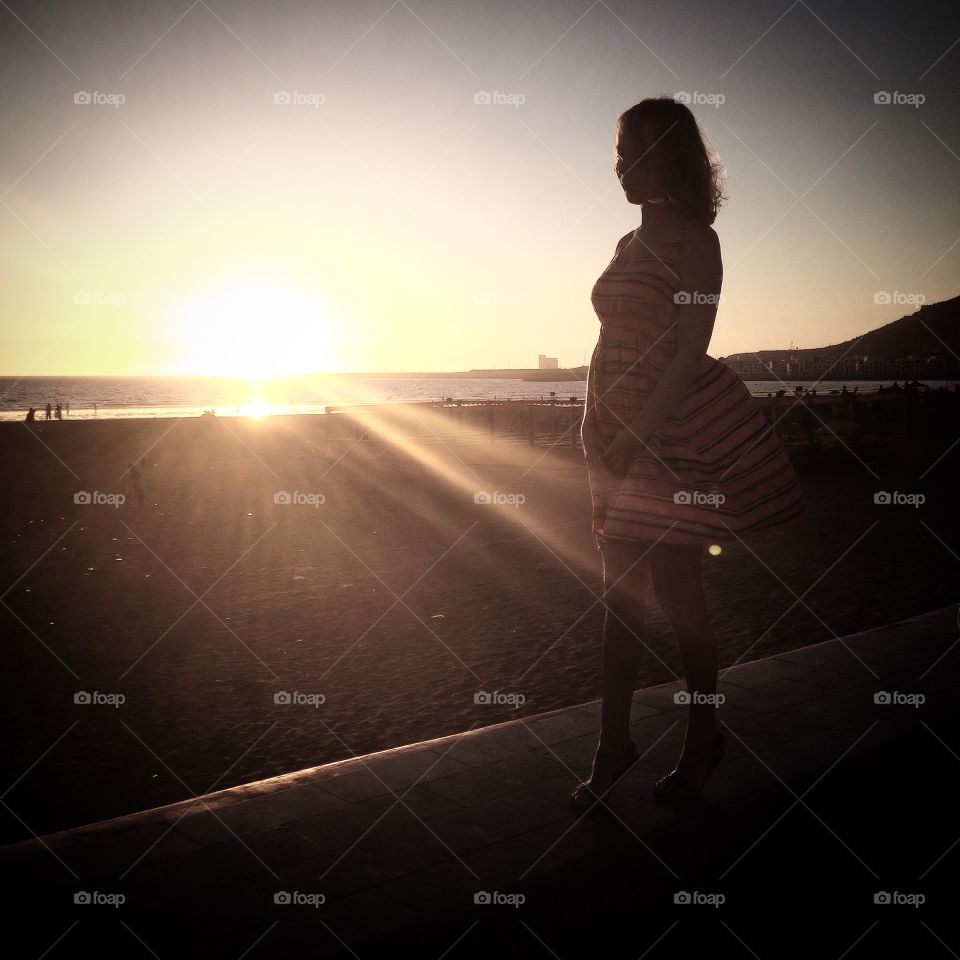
[1,410,957,842]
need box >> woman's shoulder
[678,221,723,284]
[610,221,719,263]
[680,220,720,248]
[631,216,715,245]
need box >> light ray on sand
[317,397,599,582]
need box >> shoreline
[3,377,956,424]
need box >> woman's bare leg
[650,541,721,764]
[586,537,653,790]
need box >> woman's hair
[616,97,727,225]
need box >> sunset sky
[1,0,957,377]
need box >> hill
[725,295,960,363]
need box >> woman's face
[615,120,664,204]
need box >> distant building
[721,351,959,379]
[538,354,559,369]
[725,357,779,377]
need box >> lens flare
[243,398,271,419]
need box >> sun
[173,278,334,379]
[243,397,273,419]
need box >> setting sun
[172,278,334,379]
[241,397,272,419]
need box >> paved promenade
[3,603,956,958]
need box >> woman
[572,97,805,812]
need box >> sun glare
[174,279,334,379]
[242,397,272,419]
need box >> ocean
[0,375,954,421]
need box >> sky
[1,0,958,376]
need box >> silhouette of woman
[574,98,804,812]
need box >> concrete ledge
[3,603,957,958]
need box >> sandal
[569,739,641,813]
[653,732,725,802]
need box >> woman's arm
[582,342,601,425]
[602,226,723,474]
[581,350,605,461]
[584,229,635,436]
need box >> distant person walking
[45,402,52,420]
[575,96,804,813]
[65,401,70,416]
[55,403,62,421]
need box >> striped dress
[586,224,805,548]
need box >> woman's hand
[601,427,645,475]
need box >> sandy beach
[1,411,956,842]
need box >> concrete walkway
[3,603,957,958]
